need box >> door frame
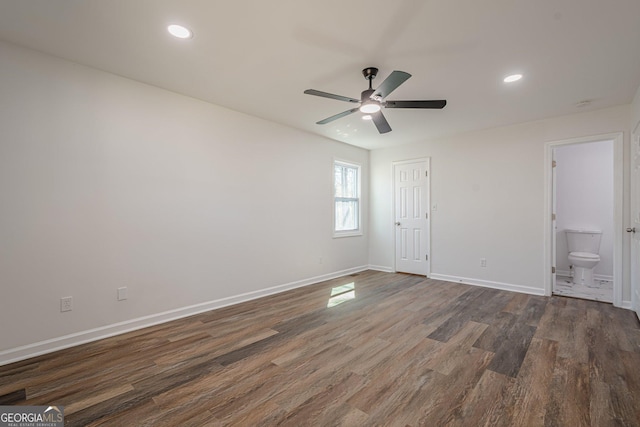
[543,132,624,307]
[631,122,640,319]
[392,158,431,276]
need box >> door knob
[395,222,401,226]
[627,227,636,233]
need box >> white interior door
[631,129,640,320]
[394,159,430,275]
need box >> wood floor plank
[448,369,517,427]
[273,339,387,412]
[87,398,160,427]
[413,348,495,426]
[425,321,489,376]
[0,388,26,404]
[544,357,590,427]
[219,400,286,427]
[498,337,558,426]
[587,305,639,425]
[347,337,439,411]
[485,321,536,378]
[519,295,548,326]
[1,270,639,426]
[350,328,425,376]
[277,371,367,425]
[501,292,532,315]
[402,279,465,312]
[473,311,518,352]
[64,384,135,416]
[204,362,285,421]
[425,287,493,342]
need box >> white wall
[369,105,630,298]
[0,41,369,363]
[555,140,614,278]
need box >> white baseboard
[0,265,369,367]
[620,300,633,310]
[368,264,394,273]
[429,273,546,296]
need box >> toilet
[565,229,602,287]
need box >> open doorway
[553,140,613,301]
[545,133,623,305]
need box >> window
[334,160,361,237]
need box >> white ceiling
[1,0,639,150]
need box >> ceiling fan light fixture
[359,102,381,114]
[167,24,193,39]
[503,73,523,83]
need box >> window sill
[333,231,363,239]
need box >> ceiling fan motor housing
[361,88,376,103]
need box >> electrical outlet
[117,287,128,301]
[480,258,487,268]
[60,296,73,312]
[318,257,323,265]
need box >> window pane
[344,166,357,198]
[334,164,358,199]
[334,165,344,197]
[335,200,359,231]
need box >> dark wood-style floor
[1,270,640,426]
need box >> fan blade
[371,111,392,134]
[316,108,359,125]
[304,89,360,103]
[372,71,411,99]
[385,100,447,109]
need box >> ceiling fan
[304,67,446,134]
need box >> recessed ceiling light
[503,74,523,83]
[168,24,192,39]
[362,115,372,121]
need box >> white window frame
[333,159,362,238]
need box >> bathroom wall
[555,140,614,279]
